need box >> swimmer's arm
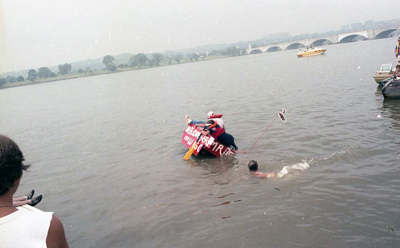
[253,171,276,178]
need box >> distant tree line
[0,45,247,88]
[0,63,74,86]
[101,46,246,72]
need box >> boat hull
[297,48,326,57]
[182,124,235,158]
[373,73,391,84]
[382,79,400,98]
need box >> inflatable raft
[182,124,235,158]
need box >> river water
[1,37,400,247]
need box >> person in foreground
[0,134,69,248]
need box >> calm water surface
[1,37,400,247]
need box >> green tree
[150,53,164,66]
[27,69,37,82]
[0,78,7,86]
[129,57,138,67]
[85,66,92,74]
[225,47,241,56]
[38,67,52,78]
[6,76,17,83]
[129,53,148,68]
[118,64,129,68]
[107,63,117,71]
[189,53,199,62]
[102,55,115,65]
[17,76,24,82]
[58,63,72,75]
[102,55,116,71]
[77,69,84,73]
[174,54,182,64]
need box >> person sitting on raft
[200,120,238,150]
[186,111,225,130]
[13,190,42,207]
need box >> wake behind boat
[297,47,327,57]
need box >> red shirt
[209,126,225,139]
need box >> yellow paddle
[183,126,207,160]
[183,140,198,160]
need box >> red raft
[181,124,235,158]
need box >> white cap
[207,111,214,118]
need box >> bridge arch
[311,39,334,46]
[286,43,305,50]
[249,49,263,54]
[375,28,398,39]
[266,46,282,52]
[339,34,367,43]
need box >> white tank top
[0,208,53,248]
[211,118,225,129]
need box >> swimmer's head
[248,160,258,171]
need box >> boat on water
[373,64,393,84]
[182,124,235,158]
[297,47,327,57]
[382,78,400,98]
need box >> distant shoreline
[0,55,230,90]
[0,70,115,89]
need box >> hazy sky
[1,0,399,73]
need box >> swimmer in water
[248,160,277,178]
[248,160,309,178]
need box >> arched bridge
[247,28,399,54]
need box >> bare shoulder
[253,171,276,178]
[47,214,69,248]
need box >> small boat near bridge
[297,47,327,57]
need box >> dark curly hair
[248,160,258,171]
[0,135,30,196]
